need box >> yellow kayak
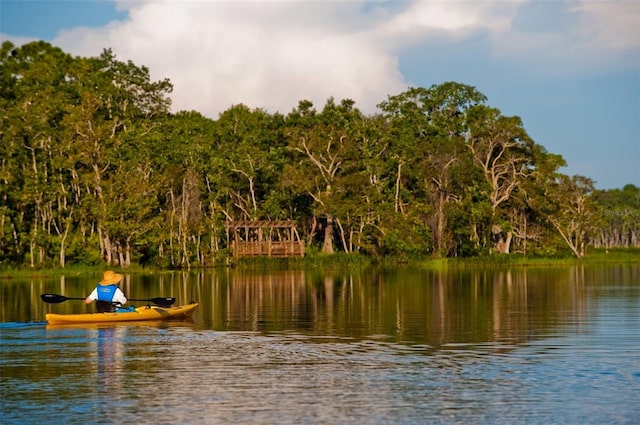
[46,302,198,325]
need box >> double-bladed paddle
[40,293,176,306]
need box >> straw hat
[99,270,123,285]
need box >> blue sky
[2,0,639,190]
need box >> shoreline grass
[419,248,640,269]
[1,248,638,278]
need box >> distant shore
[1,248,638,279]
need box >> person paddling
[85,271,128,313]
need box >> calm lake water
[1,265,639,424]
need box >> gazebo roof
[225,220,298,229]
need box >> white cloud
[487,0,640,75]
[382,0,513,36]
[572,1,640,50]
[55,0,408,117]
[49,0,639,118]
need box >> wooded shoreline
[1,248,638,279]
[1,41,638,270]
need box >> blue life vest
[97,284,118,302]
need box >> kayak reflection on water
[95,327,125,419]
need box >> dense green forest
[1,41,638,268]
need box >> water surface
[1,265,639,424]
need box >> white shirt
[87,286,128,305]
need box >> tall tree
[284,98,363,253]
[213,104,285,220]
[514,146,567,254]
[592,184,640,248]
[545,175,600,258]
[0,41,75,266]
[466,105,536,253]
[379,83,487,256]
[154,110,216,268]
[60,49,172,266]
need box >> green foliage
[592,184,639,249]
[0,41,636,269]
[65,234,103,266]
[380,228,430,259]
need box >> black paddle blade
[40,294,68,304]
[148,297,176,306]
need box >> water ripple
[2,316,640,424]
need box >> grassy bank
[419,247,640,269]
[1,248,638,278]
[0,264,156,279]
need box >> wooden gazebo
[225,220,305,258]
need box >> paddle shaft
[40,293,175,306]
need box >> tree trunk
[102,230,113,264]
[118,246,125,267]
[323,215,334,254]
[435,189,446,255]
[29,239,35,268]
[59,236,67,268]
[549,219,583,258]
[335,217,349,253]
[124,237,132,268]
[503,231,513,254]
[492,224,512,254]
[58,216,72,268]
[395,162,403,213]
